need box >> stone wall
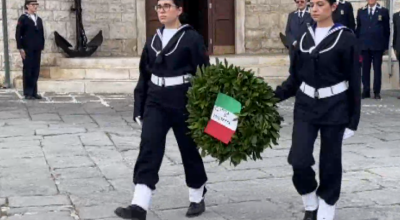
[244,0,293,54]
[244,0,399,54]
[0,0,138,84]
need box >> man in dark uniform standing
[333,0,356,31]
[392,10,400,99]
[285,0,314,62]
[356,0,390,100]
[15,0,44,100]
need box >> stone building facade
[0,0,398,85]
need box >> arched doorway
[145,0,235,55]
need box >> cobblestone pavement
[0,89,400,220]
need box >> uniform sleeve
[40,18,45,50]
[343,35,361,131]
[394,15,398,50]
[274,46,301,102]
[347,3,356,32]
[355,9,362,38]
[191,34,210,69]
[133,45,151,120]
[15,16,24,50]
[285,13,296,45]
[384,9,390,49]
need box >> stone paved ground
[0,89,400,220]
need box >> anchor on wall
[54,0,103,57]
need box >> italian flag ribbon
[204,93,242,144]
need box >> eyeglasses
[154,4,177,12]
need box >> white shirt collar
[369,4,377,12]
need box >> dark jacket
[356,4,390,51]
[393,12,400,52]
[15,13,45,51]
[275,24,361,131]
[333,0,356,32]
[285,9,314,46]
[134,24,210,119]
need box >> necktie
[369,7,373,19]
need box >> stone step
[14,78,137,94]
[48,68,139,80]
[13,76,287,94]
[56,55,289,69]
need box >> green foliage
[186,58,283,166]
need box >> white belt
[300,81,348,99]
[151,74,192,87]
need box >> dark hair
[157,0,188,24]
[327,0,336,5]
[24,3,29,10]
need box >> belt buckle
[183,75,191,83]
[314,90,319,99]
[158,77,165,87]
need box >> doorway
[145,0,235,55]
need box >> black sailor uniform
[132,24,209,191]
[15,12,45,97]
[275,23,361,205]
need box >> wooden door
[146,0,161,38]
[209,0,235,55]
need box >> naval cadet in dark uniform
[275,0,361,218]
[333,0,356,31]
[285,0,314,62]
[114,1,209,220]
[356,0,390,99]
[15,0,44,100]
[392,10,400,99]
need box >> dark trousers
[361,50,384,95]
[133,102,208,190]
[22,50,41,97]
[289,120,346,205]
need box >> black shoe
[303,210,317,220]
[374,93,381,100]
[114,205,147,220]
[362,93,370,99]
[25,96,34,100]
[33,94,43,99]
[186,199,205,217]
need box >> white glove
[343,128,355,140]
[135,116,143,127]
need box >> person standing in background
[15,0,44,100]
[285,0,314,63]
[392,10,400,99]
[333,0,356,31]
[356,0,390,100]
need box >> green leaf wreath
[186,58,284,166]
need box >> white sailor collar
[151,24,190,57]
[300,24,348,54]
[337,0,346,4]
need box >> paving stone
[210,201,293,220]
[0,140,41,149]
[79,132,114,146]
[57,178,113,195]
[0,147,43,160]
[206,170,268,183]
[43,144,87,158]
[31,114,61,122]
[47,156,95,169]
[61,115,94,124]
[36,128,86,136]
[97,162,132,180]
[0,177,58,197]
[0,198,6,206]
[0,158,48,169]
[85,146,124,165]
[7,205,74,216]
[155,209,224,220]
[52,167,103,179]
[109,134,140,151]
[8,195,70,208]
[0,127,35,138]
[77,205,122,219]
[7,212,75,220]
[70,191,131,207]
